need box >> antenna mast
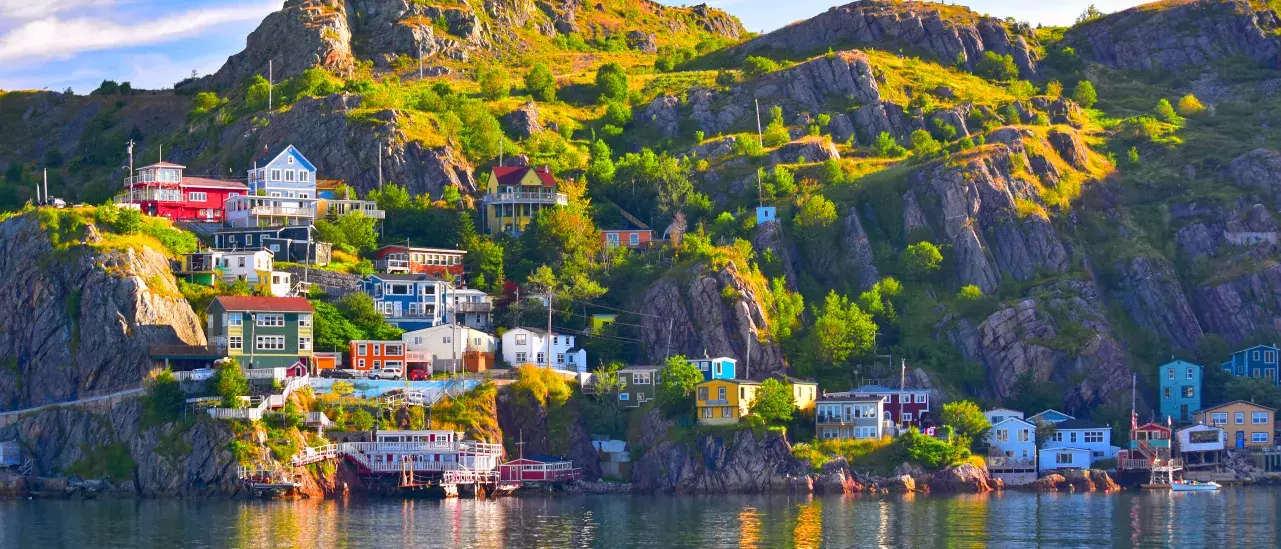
[268,60,273,110]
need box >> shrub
[350,408,375,431]
[762,105,790,147]
[1071,80,1097,108]
[975,51,1018,81]
[190,91,225,116]
[477,65,511,100]
[957,285,983,300]
[142,369,186,424]
[604,101,633,126]
[1177,94,1206,116]
[595,63,629,102]
[1127,146,1140,164]
[735,134,765,157]
[213,359,248,409]
[750,378,797,424]
[656,355,702,416]
[1045,80,1064,98]
[743,55,780,78]
[908,129,942,159]
[524,62,556,102]
[872,131,907,157]
[1154,98,1182,124]
[901,241,943,279]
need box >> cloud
[0,0,118,21]
[0,1,276,63]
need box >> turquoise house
[688,357,737,381]
[1221,344,1280,385]
[1159,360,1202,423]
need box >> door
[1236,430,1246,449]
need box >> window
[633,373,652,385]
[515,334,527,345]
[901,412,913,422]
[385,344,402,355]
[1268,351,1277,363]
[914,394,926,403]
[1018,429,1030,442]
[287,156,294,165]
[1051,432,1063,442]
[717,387,726,401]
[1186,367,1194,380]
[1182,386,1195,398]
[1163,387,1171,399]
[1069,432,1078,443]
[1254,350,1261,361]
[373,360,381,369]
[515,352,527,363]
[1167,368,1175,380]
[1211,412,1228,425]
[553,336,559,345]
[256,313,284,327]
[228,336,242,351]
[187,191,207,202]
[298,314,311,327]
[271,169,281,181]
[698,387,709,400]
[996,430,1009,443]
[300,171,309,182]
[256,335,285,350]
[536,353,544,364]
[721,406,733,418]
[1269,368,1277,380]
[298,337,311,351]
[1252,412,1269,424]
[285,170,295,182]
[269,244,280,253]
[556,354,565,364]
[629,233,639,246]
[619,393,630,401]
[228,313,242,327]
[1056,452,1073,465]
[1236,412,1246,425]
[1084,431,1103,444]
[1252,432,1269,443]
[357,344,367,355]
[358,359,366,369]
[238,257,246,268]
[701,407,712,418]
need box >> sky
[0,0,1152,95]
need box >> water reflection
[2,489,1279,548]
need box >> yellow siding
[1196,402,1275,448]
[792,383,818,413]
[695,380,760,425]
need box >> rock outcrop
[630,408,809,493]
[729,0,1039,76]
[1230,148,1281,208]
[1031,469,1119,492]
[0,214,204,408]
[1111,256,1205,350]
[920,463,998,493]
[839,208,881,291]
[638,261,787,379]
[210,0,356,89]
[1064,0,1281,71]
[495,384,601,480]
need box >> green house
[206,296,314,369]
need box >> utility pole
[42,169,48,205]
[267,60,273,110]
[499,136,504,167]
[664,318,673,360]
[377,142,384,190]
[545,289,554,369]
[418,44,424,80]
[754,98,763,148]
[744,325,752,380]
[127,139,135,207]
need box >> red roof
[139,161,187,169]
[182,177,249,190]
[492,166,556,188]
[213,296,314,313]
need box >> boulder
[923,463,996,493]
[1230,148,1281,208]
[625,30,658,53]
[506,100,544,139]
[770,137,840,164]
[839,208,881,291]
[812,458,864,494]
[1047,128,1088,169]
[644,95,682,139]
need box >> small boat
[1171,480,1220,492]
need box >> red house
[114,161,248,222]
[601,228,653,249]
[498,457,579,483]
[837,385,933,427]
[372,245,466,280]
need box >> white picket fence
[204,375,311,421]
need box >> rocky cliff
[637,261,787,379]
[1063,0,1281,71]
[728,0,1039,76]
[495,384,602,480]
[0,213,204,408]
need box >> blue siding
[1221,345,1280,386]
[688,357,737,381]
[249,145,318,196]
[1158,360,1202,422]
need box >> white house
[989,417,1036,460]
[401,324,496,372]
[501,327,586,372]
[1039,447,1092,472]
[449,288,493,329]
[218,249,274,283]
[1043,419,1118,463]
[985,408,1025,426]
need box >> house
[1176,424,1226,469]
[614,365,661,408]
[1159,360,1202,422]
[984,408,1025,427]
[696,379,760,425]
[481,165,568,235]
[687,356,737,382]
[1028,409,1075,424]
[113,161,247,222]
[601,227,653,250]
[500,327,585,372]
[1039,447,1092,472]
[1221,344,1280,385]
[497,456,579,483]
[361,273,452,331]
[401,324,496,373]
[206,296,314,369]
[783,377,819,415]
[312,351,342,371]
[372,245,466,280]
[1043,419,1118,462]
[448,288,493,330]
[313,181,384,221]
[349,340,407,373]
[1119,422,1174,470]
[213,249,294,297]
[815,395,886,441]
[756,206,776,225]
[1194,400,1275,449]
[212,225,331,265]
[832,385,932,427]
[227,145,319,228]
[176,251,222,285]
[989,417,1037,461]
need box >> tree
[142,370,186,424]
[809,291,877,364]
[975,51,1019,81]
[899,428,968,469]
[794,194,838,231]
[1177,94,1206,116]
[1071,80,1097,108]
[901,241,943,279]
[312,300,364,350]
[656,355,703,415]
[762,105,790,147]
[524,62,556,102]
[909,129,942,159]
[477,64,511,100]
[350,408,375,431]
[1007,371,1063,414]
[245,75,271,110]
[595,63,629,102]
[604,101,633,126]
[941,400,991,442]
[872,131,907,157]
[750,378,797,423]
[315,211,377,253]
[213,359,249,408]
[591,362,625,395]
[1075,4,1105,24]
[1154,98,1182,124]
[190,91,224,116]
[768,277,804,341]
[1045,80,1064,98]
[771,166,796,196]
[958,285,984,300]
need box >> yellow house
[787,378,819,415]
[1194,400,1276,449]
[482,165,568,236]
[696,379,760,425]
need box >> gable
[267,145,317,173]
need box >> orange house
[601,228,653,249]
[312,352,343,371]
[350,340,406,372]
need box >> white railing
[290,443,338,466]
[459,441,504,456]
[405,351,431,363]
[343,441,459,453]
[986,456,1037,470]
[453,302,492,313]
[249,205,316,217]
[205,375,309,420]
[305,411,331,429]
[443,468,499,484]
[245,368,287,381]
[208,403,266,421]
[1123,458,1184,470]
[483,192,568,205]
[376,258,410,272]
[324,199,385,220]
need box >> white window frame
[228,313,242,327]
[255,313,284,327]
[300,171,309,182]
[256,335,285,350]
[271,168,281,181]
[187,191,207,202]
[629,233,640,246]
[298,337,311,351]
[228,336,242,351]
[298,314,311,327]
[1236,412,1246,425]
[901,412,913,422]
[1252,432,1269,443]
[1211,412,1228,425]
[1252,412,1269,424]
[1186,367,1194,380]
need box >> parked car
[189,367,215,381]
[321,369,356,379]
[408,369,428,381]
[369,368,402,380]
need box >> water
[2,489,1278,548]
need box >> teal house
[1159,360,1202,423]
[688,356,737,381]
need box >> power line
[564,297,667,320]
[552,306,646,329]
[552,324,644,344]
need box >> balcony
[113,189,183,204]
[246,205,317,217]
[324,199,386,220]
[375,258,410,272]
[454,302,492,313]
[987,456,1037,471]
[406,351,431,363]
[483,191,568,206]
[816,417,879,425]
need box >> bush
[743,55,779,78]
[900,428,969,469]
[1071,80,1097,108]
[350,408,375,431]
[524,63,556,102]
[1154,98,1182,124]
[245,75,270,110]
[957,285,983,300]
[1177,94,1206,116]
[1045,80,1064,98]
[975,51,1018,81]
[213,360,248,409]
[604,101,633,126]
[872,131,907,157]
[595,63,629,102]
[656,355,702,416]
[901,241,943,279]
[908,129,942,159]
[190,91,225,116]
[142,370,186,424]
[750,378,797,424]
[477,65,511,100]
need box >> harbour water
[2,489,1278,548]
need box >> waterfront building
[815,395,886,440]
[1193,400,1275,449]
[113,161,247,222]
[826,385,932,427]
[1220,345,1280,385]
[1027,409,1074,424]
[695,379,760,425]
[1042,419,1118,463]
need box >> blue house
[226,145,320,228]
[1027,409,1074,424]
[1222,344,1280,385]
[1159,360,1202,423]
[213,225,329,265]
[756,206,776,225]
[361,273,451,331]
[687,356,737,381]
